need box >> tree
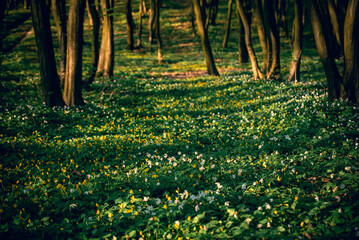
[125,0,134,50]
[193,0,219,76]
[222,0,234,48]
[97,0,114,78]
[288,0,303,82]
[309,0,341,101]
[0,0,6,75]
[51,0,67,84]
[154,0,163,63]
[236,0,263,79]
[84,0,100,89]
[264,0,280,79]
[254,0,269,73]
[30,0,64,107]
[136,0,144,48]
[342,0,359,102]
[63,0,86,106]
[148,0,156,45]
[236,0,250,63]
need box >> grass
[1,1,359,239]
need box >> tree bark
[155,0,163,63]
[342,0,359,102]
[136,0,144,47]
[97,0,114,78]
[84,0,100,89]
[0,0,6,75]
[51,0,67,84]
[309,0,341,101]
[148,0,156,46]
[125,0,134,50]
[236,0,263,79]
[193,0,219,76]
[236,0,250,63]
[63,0,85,107]
[30,0,64,107]
[254,0,269,74]
[265,0,281,79]
[288,0,303,82]
[222,0,234,48]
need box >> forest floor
[1,1,358,240]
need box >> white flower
[258,206,262,211]
[225,201,230,206]
[156,198,161,205]
[69,203,77,210]
[241,183,247,190]
[345,166,351,171]
[143,197,149,202]
[265,203,271,210]
[195,205,200,212]
[245,218,251,225]
[257,224,263,228]
[215,182,223,189]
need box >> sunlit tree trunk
[288,0,303,82]
[97,0,114,78]
[254,0,269,74]
[265,0,280,79]
[155,0,163,63]
[125,0,134,50]
[63,0,85,107]
[30,0,64,107]
[236,0,263,79]
[84,0,100,89]
[193,0,219,76]
[136,0,144,48]
[222,0,234,48]
[148,0,156,46]
[51,0,67,84]
[190,1,196,36]
[309,0,341,101]
[342,0,359,102]
[236,0,250,63]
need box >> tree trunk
[265,0,281,79]
[155,0,163,63]
[136,0,144,47]
[63,0,85,107]
[327,0,344,51]
[148,0,156,46]
[236,0,250,63]
[236,0,263,79]
[125,0,134,50]
[51,0,67,85]
[222,0,234,48]
[0,0,6,75]
[193,0,219,76]
[288,0,303,82]
[30,0,64,107]
[97,0,114,78]
[309,0,341,101]
[254,0,270,74]
[342,0,359,102]
[190,1,196,36]
[84,0,100,89]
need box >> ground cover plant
[1,1,359,239]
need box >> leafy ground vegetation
[1,1,359,240]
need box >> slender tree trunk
[84,0,100,89]
[327,0,344,51]
[236,0,250,63]
[64,0,85,107]
[265,0,280,79]
[254,0,269,74]
[193,0,219,76]
[342,0,359,102]
[30,0,64,107]
[137,0,144,47]
[237,0,263,79]
[288,0,303,82]
[148,0,156,46]
[51,0,67,84]
[222,0,234,48]
[155,0,163,63]
[0,0,6,76]
[211,0,219,26]
[309,0,341,101]
[97,0,114,78]
[125,0,134,50]
[190,1,196,36]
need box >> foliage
[1,1,358,239]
